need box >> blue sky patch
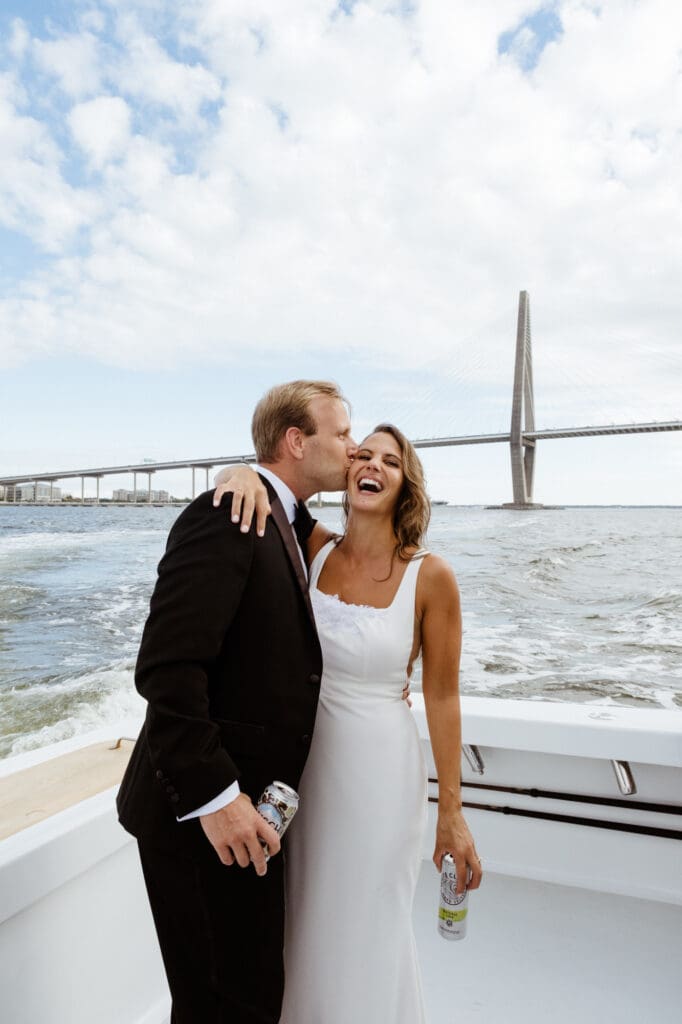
[335,0,361,15]
[269,103,289,132]
[0,227,49,288]
[498,7,563,71]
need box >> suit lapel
[263,478,316,628]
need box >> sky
[1,0,681,504]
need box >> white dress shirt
[179,465,306,821]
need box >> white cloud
[7,18,30,60]
[32,31,103,98]
[0,0,680,432]
[113,12,222,122]
[0,72,99,252]
[69,95,132,169]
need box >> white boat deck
[414,865,682,1023]
[1,700,681,1023]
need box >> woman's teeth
[358,478,382,493]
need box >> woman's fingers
[433,843,483,892]
[255,497,272,538]
[213,472,271,536]
[230,488,245,522]
[467,852,483,890]
[239,493,256,534]
[213,483,231,508]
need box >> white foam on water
[8,665,145,755]
[0,528,164,557]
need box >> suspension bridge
[1,291,680,507]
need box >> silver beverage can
[256,781,299,860]
[438,853,468,940]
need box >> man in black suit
[117,380,356,1023]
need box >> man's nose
[347,437,358,458]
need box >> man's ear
[282,426,305,461]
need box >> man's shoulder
[167,488,282,545]
[166,490,242,549]
[169,490,217,527]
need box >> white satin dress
[281,540,428,1024]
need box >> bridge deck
[1,421,680,485]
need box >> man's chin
[317,476,347,495]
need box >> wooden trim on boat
[0,739,134,840]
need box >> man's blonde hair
[252,380,347,463]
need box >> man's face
[301,396,356,493]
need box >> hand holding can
[256,781,299,861]
[438,854,469,940]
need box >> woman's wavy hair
[343,423,430,560]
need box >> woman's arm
[419,555,482,894]
[213,465,271,536]
[212,465,336,558]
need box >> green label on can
[439,906,468,923]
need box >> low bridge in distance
[1,293,680,506]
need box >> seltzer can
[256,781,300,861]
[438,853,468,941]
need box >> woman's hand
[433,809,482,894]
[213,465,271,536]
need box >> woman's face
[347,431,404,514]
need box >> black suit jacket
[117,480,321,852]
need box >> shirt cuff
[177,780,241,821]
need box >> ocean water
[1,503,680,759]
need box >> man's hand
[200,793,281,876]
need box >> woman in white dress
[216,424,481,1023]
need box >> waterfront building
[112,489,170,502]
[2,483,62,502]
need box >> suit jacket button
[166,785,175,794]
[170,794,180,804]
[309,673,320,685]
[300,734,311,746]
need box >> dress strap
[386,549,427,622]
[308,538,338,588]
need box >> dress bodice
[309,539,427,701]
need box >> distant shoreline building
[1,483,62,502]
[112,489,170,503]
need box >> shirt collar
[254,465,298,525]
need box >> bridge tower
[502,290,544,509]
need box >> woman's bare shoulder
[415,551,456,579]
[416,552,460,605]
[307,522,341,561]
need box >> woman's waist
[321,667,405,692]
[318,686,417,716]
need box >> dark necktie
[293,500,314,547]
